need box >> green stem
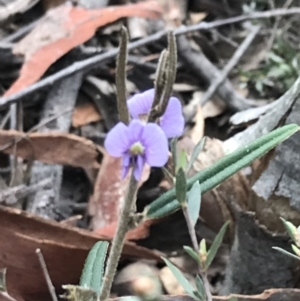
[100,171,138,301]
[182,206,212,301]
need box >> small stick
[201,24,260,105]
[36,249,58,301]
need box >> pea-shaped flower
[127,89,184,138]
[105,119,169,180]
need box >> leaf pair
[273,218,300,261]
[184,221,229,271]
[162,258,205,301]
[146,124,300,219]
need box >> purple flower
[127,89,184,138]
[104,119,169,181]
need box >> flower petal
[134,155,145,181]
[127,119,144,144]
[127,89,155,119]
[141,123,168,167]
[160,97,185,138]
[121,153,131,179]
[104,122,130,157]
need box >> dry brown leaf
[0,206,162,301]
[5,1,162,97]
[0,130,101,168]
[95,219,158,241]
[89,152,151,232]
[72,102,101,127]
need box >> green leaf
[171,137,178,174]
[195,275,205,300]
[162,258,196,298]
[205,221,229,269]
[177,150,187,172]
[79,241,109,296]
[272,247,300,261]
[192,290,205,301]
[280,217,297,243]
[0,269,7,292]
[292,244,300,256]
[146,124,299,219]
[183,246,200,264]
[187,181,201,227]
[267,52,285,64]
[186,137,206,175]
[175,168,187,205]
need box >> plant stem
[182,206,212,301]
[100,171,138,301]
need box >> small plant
[61,27,299,301]
[273,218,300,261]
[239,38,300,97]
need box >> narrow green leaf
[272,247,300,261]
[171,137,178,174]
[280,217,297,243]
[175,168,187,205]
[292,244,300,256]
[0,269,6,292]
[205,221,229,269]
[162,167,174,184]
[177,150,187,171]
[195,275,205,300]
[187,181,201,227]
[183,246,200,264]
[146,124,299,219]
[186,137,206,175]
[199,239,207,257]
[192,290,204,301]
[80,241,109,296]
[162,258,196,298]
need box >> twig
[0,0,39,23]
[36,249,58,301]
[0,111,10,129]
[182,206,212,301]
[100,171,138,301]
[1,7,300,107]
[177,34,252,111]
[0,178,52,204]
[201,24,260,105]
[266,0,293,52]
[0,107,73,153]
[1,18,39,43]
